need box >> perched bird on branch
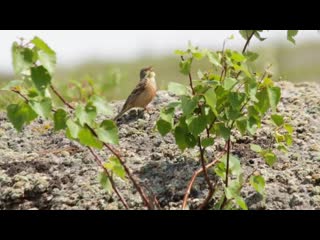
[114,66,157,120]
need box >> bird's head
[140,66,155,80]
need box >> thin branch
[103,142,154,209]
[182,149,226,210]
[11,90,30,103]
[197,138,214,204]
[242,30,256,54]
[87,147,129,209]
[50,85,75,110]
[225,138,231,187]
[235,30,257,79]
[181,56,195,95]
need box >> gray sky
[1,30,319,74]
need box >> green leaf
[284,123,293,134]
[245,77,258,101]
[231,51,245,62]
[204,88,217,112]
[31,37,56,76]
[263,152,277,166]
[214,123,230,140]
[225,180,241,199]
[201,137,214,147]
[214,162,226,179]
[285,134,293,146]
[98,171,112,194]
[267,87,281,111]
[104,156,126,179]
[168,82,189,96]
[207,52,221,67]
[236,118,247,135]
[174,49,186,56]
[75,103,97,127]
[1,80,25,91]
[229,92,246,110]
[7,103,37,131]
[31,66,51,95]
[250,144,262,153]
[66,119,81,139]
[247,117,258,135]
[96,120,119,145]
[174,126,188,151]
[239,30,255,40]
[32,36,56,55]
[223,77,237,90]
[254,31,266,41]
[225,107,242,120]
[179,58,192,75]
[78,126,103,149]
[235,196,248,210]
[89,95,113,115]
[245,51,259,62]
[250,175,265,195]
[192,50,205,60]
[29,98,52,118]
[37,51,56,76]
[12,42,34,75]
[223,154,242,176]
[174,118,197,151]
[53,109,67,131]
[187,115,207,137]
[157,119,172,136]
[181,96,197,116]
[234,64,251,77]
[28,88,39,98]
[255,89,270,115]
[287,30,299,44]
[271,114,284,127]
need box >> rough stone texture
[0,81,320,210]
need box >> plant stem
[225,138,231,187]
[198,138,214,206]
[50,85,75,110]
[181,56,195,95]
[242,30,256,54]
[87,147,129,209]
[103,142,154,209]
[11,90,30,103]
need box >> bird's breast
[148,77,157,91]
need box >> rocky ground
[0,81,320,210]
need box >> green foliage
[156,30,294,209]
[96,120,119,145]
[7,102,37,131]
[5,36,122,198]
[53,109,67,131]
[250,175,265,195]
[98,171,112,194]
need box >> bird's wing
[120,78,148,112]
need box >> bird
[113,66,157,121]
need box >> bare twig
[50,85,75,110]
[11,90,30,103]
[88,147,129,209]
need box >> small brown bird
[114,66,157,120]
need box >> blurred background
[1,30,320,108]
